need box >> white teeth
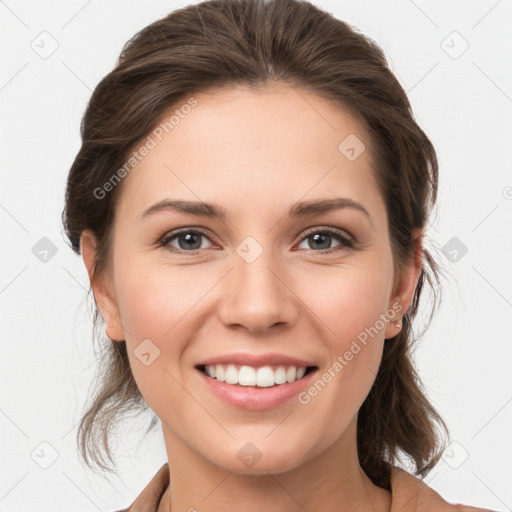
[256,366,275,387]
[204,364,311,387]
[296,367,306,379]
[225,364,239,384]
[286,366,296,382]
[274,366,287,384]
[215,365,224,381]
[238,365,256,385]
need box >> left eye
[296,228,354,253]
[159,228,354,253]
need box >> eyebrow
[137,197,374,228]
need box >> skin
[81,82,422,512]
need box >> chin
[209,441,310,476]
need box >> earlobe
[385,228,423,340]
[80,230,124,342]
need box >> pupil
[179,233,201,250]
[310,233,330,250]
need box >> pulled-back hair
[62,0,449,490]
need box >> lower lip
[196,367,318,411]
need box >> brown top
[114,463,498,512]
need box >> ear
[80,229,124,342]
[384,227,423,339]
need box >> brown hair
[62,0,449,489]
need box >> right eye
[159,228,216,253]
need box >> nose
[217,248,299,334]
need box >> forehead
[117,83,383,223]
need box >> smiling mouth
[195,364,318,388]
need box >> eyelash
[157,226,355,255]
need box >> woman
[61,0,497,510]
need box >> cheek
[112,261,206,396]
[299,258,392,347]
[294,260,390,418]
[115,259,213,343]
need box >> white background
[1,0,511,510]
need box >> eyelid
[158,227,219,250]
[299,225,354,243]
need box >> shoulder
[111,463,170,512]
[113,463,498,512]
[389,466,498,512]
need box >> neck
[159,417,391,512]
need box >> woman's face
[82,83,419,475]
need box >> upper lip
[196,352,318,368]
